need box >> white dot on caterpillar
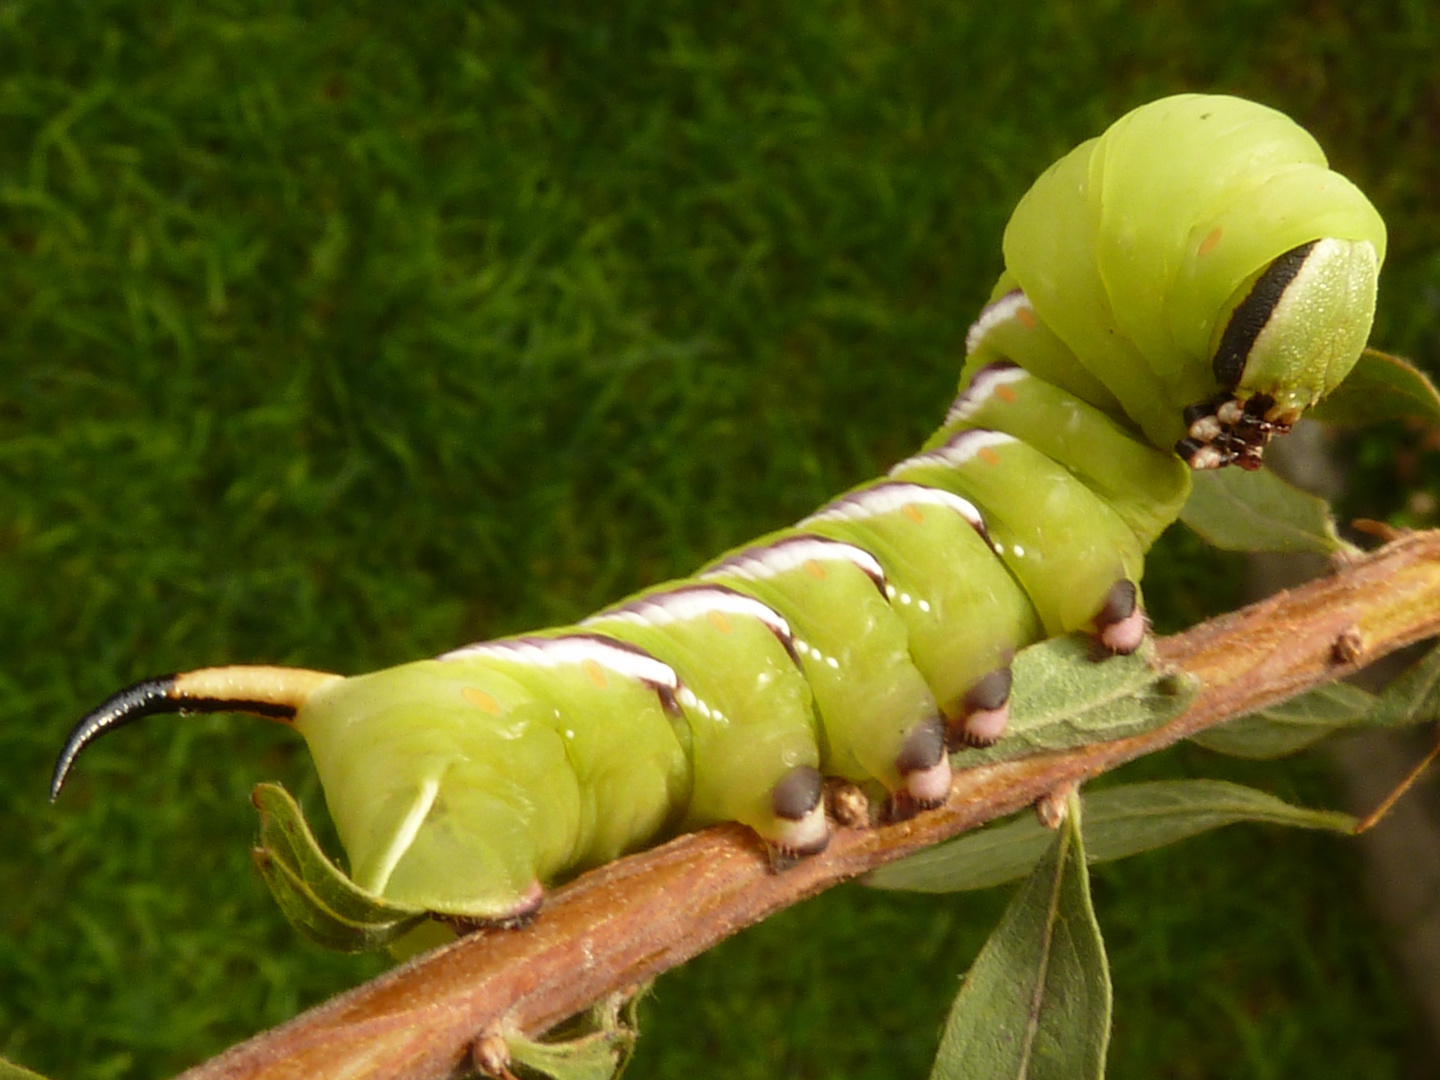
[885,583,897,599]
[899,592,913,605]
[565,729,575,739]
[826,656,839,669]
[678,687,698,709]
[918,599,931,612]
[1012,544,1026,557]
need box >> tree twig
[178,530,1440,1080]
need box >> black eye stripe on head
[1212,241,1318,389]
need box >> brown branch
[178,530,1440,1080]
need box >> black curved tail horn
[50,666,341,802]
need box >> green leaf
[929,791,1110,1080]
[251,847,424,953]
[869,780,1354,894]
[504,990,646,1080]
[1368,639,1440,728]
[951,636,1196,768]
[0,1057,51,1080]
[1193,641,1440,761]
[1309,348,1440,426]
[384,918,467,962]
[251,782,427,952]
[1190,682,1377,758]
[1179,467,1352,555]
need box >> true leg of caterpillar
[1176,392,1280,471]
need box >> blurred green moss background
[3,3,1439,1078]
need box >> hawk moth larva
[51,93,1385,928]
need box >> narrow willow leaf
[930,792,1110,1080]
[952,637,1196,768]
[505,991,644,1080]
[1194,642,1440,761]
[251,782,426,951]
[0,1058,51,1080]
[868,805,1061,894]
[251,847,424,953]
[385,918,465,962]
[870,780,1354,894]
[1179,467,1353,555]
[1309,348,1440,426]
[504,1029,631,1080]
[1368,639,1440,728]
[1190,682,1377,758]
[253,782,424,922]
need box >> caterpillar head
[1178,235,1381,470]
[999,94,1387,471]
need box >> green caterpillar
[50,94,1385,926]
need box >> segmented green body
[52,93,1385,924]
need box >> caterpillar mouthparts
[1175,392,1296,471]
